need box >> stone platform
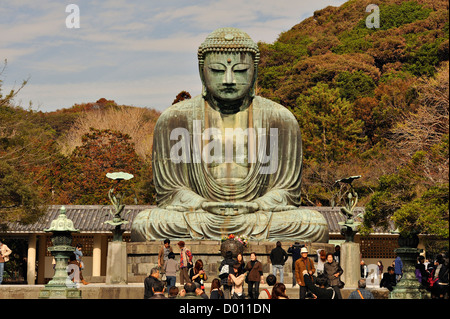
[0,283,390,299]
[127,240,334,283]
[0,240,393,299]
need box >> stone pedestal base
[106,241,128,285]
[39,287,82,299]
[39,247,82,299]
[340,242,360,289]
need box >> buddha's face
[202,51,255,103]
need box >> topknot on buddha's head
[198,27,260,67]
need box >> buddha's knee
[131,208,188,241]
[268,209,328,242]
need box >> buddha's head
[198,27,260,114]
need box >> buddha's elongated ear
[249,68,258,98]
[198,63,208,97]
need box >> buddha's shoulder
[155,95,203,126]
[253,96,297,122]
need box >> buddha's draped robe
[131,95,329,242]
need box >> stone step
[0,283,389,299]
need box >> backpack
[428,268,439,287]
[219,264,229,279]
[263,288,271,299]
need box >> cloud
[1,0,349,112]
[9,73,202,112]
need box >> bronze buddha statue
[131,28,329,242]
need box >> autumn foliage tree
[51,128,143,205]
[59,100,159,161]
[362,63,449,237]
[0,62,58,226]
[172,91,191,105]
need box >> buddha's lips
[220,87,238,93]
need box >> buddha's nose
[223,68,236,85]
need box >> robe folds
[131,95,329,242]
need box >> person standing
[158,238,173,273]
[394,253,403,282]
[288,242,302,287]
[316,249,327,276]
[164,252,179,290]
[236,253,246,274]
[219,251,236,299]
[377,261,384,278]
[0,240,12,285]
[348,279,375,299]
[432,254,449,299]
[415,255,429,287]
[177,241,193,285]
[229,263,246,299]
[324,253,344,299]
[270,241,288,283]
[294,247,316,299]
[245,252,264,299]
[333,245,341,264]
[360,260,368,279]
[144,268,162,299]
[74,244,89,285]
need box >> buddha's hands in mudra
[201,201,259,215]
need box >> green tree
[362,160,449,237]
[292,82,366,163]
[334,70,376,101]
[0,161,46,225]
[393,184,449,238]
[378,1,432,30]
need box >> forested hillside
[1,0,448,236]
[0,93,160,226]
[256,0,448,235]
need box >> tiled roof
[2,205,393,235]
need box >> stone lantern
[389,230,430,299]
[39,206,81,299]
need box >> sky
[1,0,348,113]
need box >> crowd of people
[2,236,448,301]
[414,254,449,299]
[143,239,448,300]
[12,236,445,300]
